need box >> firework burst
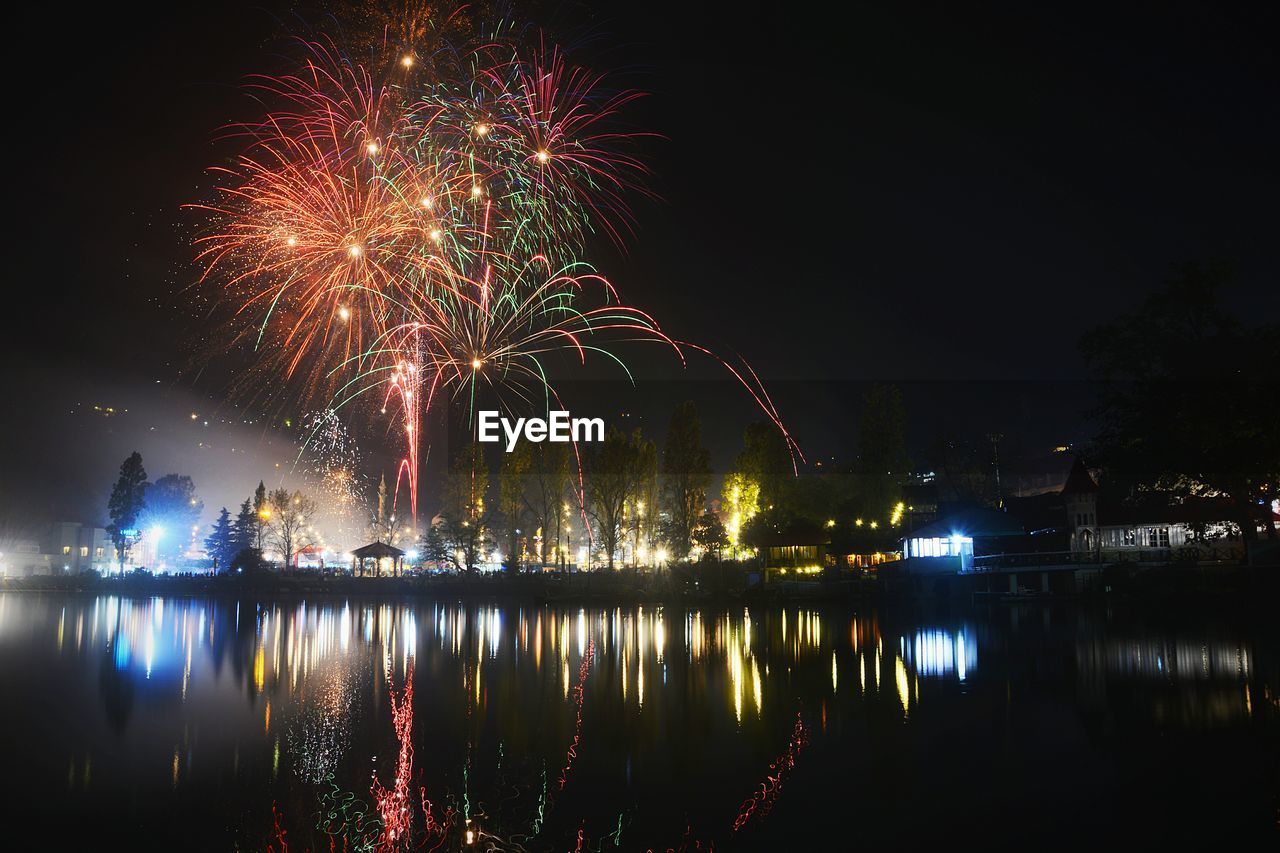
[192,18,800,523]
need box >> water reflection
[0,594,1274,848]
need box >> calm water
[0,593,1276,850]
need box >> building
[351,541,407,577]
[761,529,831,582]
[43,522,117,574]
[0,539,51,577]
[898,507,1027,574]
[0,523,117,577]
[1062,459,1250,562]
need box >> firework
[192,18,800,523]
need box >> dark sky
[6,1,1279,521]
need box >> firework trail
[192,12,801,522]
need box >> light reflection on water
[0,593,1274,848]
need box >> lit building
[43,522,117,574]
[899,507,1025,574]
[0,523,117,577]
[761,529,831,582]
[0,538,50,577]
[1062,459,1256,561]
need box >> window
[1123,529,1136,546]
[95,547,104,557]
[79,547,89,557]
[1158,527,1170,548]
[62,546,71,555]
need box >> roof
[904,506,1025,541]
[351,541,405,559]
[1061,459,1099,495]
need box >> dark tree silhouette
[106,452,147,575]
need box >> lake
[0,592,1275,850]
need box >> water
[0,593,1275,850]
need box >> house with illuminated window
[43,522,116,574]
[1061,459,1257,561]
[897,507,1026,574]
[760,529,831,582]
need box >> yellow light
[285,236,297,247]
[429,228,443,242]
[471,358,483,370]
[401,55,414,68]
[471,184,483,197]
[535,149,550,163]
[348,245,362,257]
[366,142,379,155]
[421,196,434,209]
[474,123,489,136]
[338,306,350,321]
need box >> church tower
[1062,459,1099,553]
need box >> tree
[630,438,659,566]
[265,488,319,569]
[660,402,711,560]
[232,498,257,556]
[857,384,909,510]
[736,422,794,513]
[1081,261,1280,542]
[691,511,729,561]
[720,470,760,558]
[421,525,448,568]
[498,444,531,571]
[585,427,647,570]
[252,481,268,550]
[438,442,490,572]
[141,474,203,565]
[524,442,570,567]
[204,507,236,571]
[107,452,147,574]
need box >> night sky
[6,1,1278,524]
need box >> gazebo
[351,541,406,577]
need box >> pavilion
[350,541,406,577]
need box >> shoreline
[2,563,1275,607]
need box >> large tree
[232,498,258,556]
[106,452,148,574]
[204,508,236,572]
[141,474,203,565]
[691,511,729,561]
[438,442,490,572]
[265,488,319,569]
[523,442,570,567]
[857,384,909,511]
[630,437,659,566]
[735,422,794,513]
[660,402,712,560]
[720,470,760,558]
[585,427,648,570]
[498,443,531,571]
[1081,261,1280,541]
[252,481,268,550]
